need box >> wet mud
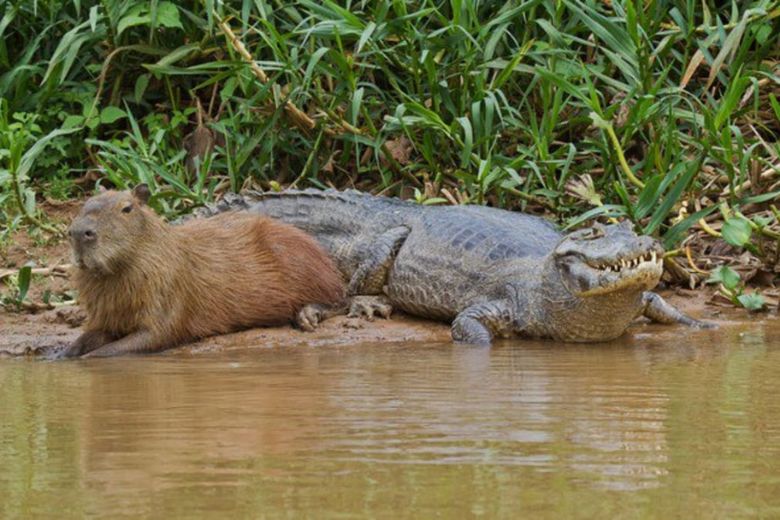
[0,307,453,358]
[0,290,751,358]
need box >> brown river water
[2,315,780,518]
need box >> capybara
[62,184,345,358]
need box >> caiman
[198,189,713,344]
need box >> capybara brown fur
[63,184,345,358]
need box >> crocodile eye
[122,205,133,213]
[574,227,603,241]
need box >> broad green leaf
[706,266,741,290]
[588,111,610,130]
[16,265,32,304]
[154,2,183,30]
[100,107,127,124]
[62,115,85,129]
[722,216,752,247]
[117,9,149,37]
[118,2,182,36]
[737,293,765,311]
[754,24,772,44]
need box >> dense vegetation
[1,0,779,308]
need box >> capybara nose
[69,226,97,243]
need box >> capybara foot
[295,304,325,331]
[295,303,347,331]
[348,296,393,321]
[58,343,84,359]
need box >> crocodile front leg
[641,292,715,328]
[451,300,518,345]
[348,226,410,295]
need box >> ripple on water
[1,322,780,517]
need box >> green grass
[1,1,779,262]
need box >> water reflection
[1,319,780,516]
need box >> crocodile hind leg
[294,297,393,330]
[348,226,410,295]
[451,300,515,345]
[641,292,716,328]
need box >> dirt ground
[0,308,458,358]
[0,286,741,359]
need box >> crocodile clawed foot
[451,318,492,346]
[348,296,393,321]
[688,318,718,330]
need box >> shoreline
[0,290,753,358]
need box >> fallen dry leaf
[382,135,413,166]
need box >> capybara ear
[133,184,151,205]
[96,184,108,194]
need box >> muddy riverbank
[0,288,751,358]
[0,308,457,357]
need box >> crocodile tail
[188,188,413,234]
[243,189,359,233]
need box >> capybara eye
[122,205,133,213]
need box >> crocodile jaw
[576,251,664,296]
[553,221,665,297]
[556,248,665,297]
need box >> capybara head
[69,184,155,274]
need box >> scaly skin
[199,189,713,344]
